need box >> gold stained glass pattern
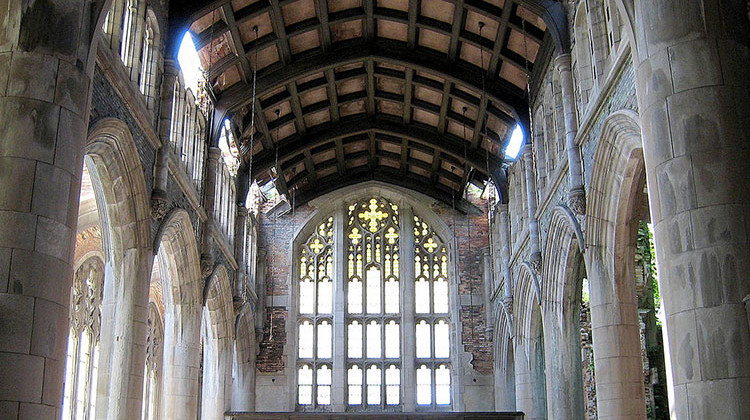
[346,197,401,408]
[297,216,334,408]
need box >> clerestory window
[296,197,453,411]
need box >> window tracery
[62,258,104,420]
[141,305,162,420]
[296,197,453,411]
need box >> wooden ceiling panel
[439,175,459,190]
[216,64,243,92]
[483,0,506,9]
[264,100,292,121]
[418,28,450,55]
[304,108,331,127]
[377,19,408,42]
[516,5,547,31]
[290,29,322,54]
[337,76,366,96]
[487,115,511,138]
[312,148,337,164]
[272,121,297,141]
[412,108,439,126]
[464,10,499,41]
[420,0,454,24]
[328,0,362,13]
[238,12,274,44]
[331,19,363,42]
[377,0,409,12]
[191,10,223,34]
[254,44,281,70]
[379,156,400,168]
[459,42,490,70]
[499,61,527,90]
[450,98,478,121]
[344,140,368,155]
[317,165,338,178]
[410,165,431,178]
[199,33,233,68]
[376,62,406,73]
[376,76,405,95]
[410,148,433,164]
[441,160,464,177]
[284,160,306,181]
[346,155,369,169]
[282,0,317,26]
[378,100,403,116]
[297,72,326,86]
[414,85,442,106]
[232,0,258,12]
[299,86,328,107]
[447,120,473,140]
[378,140,401,154]
[339,100,366,117]
[507,29,540,63]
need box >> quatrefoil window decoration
[359,199,388,232]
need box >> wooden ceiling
[175,0,567,208]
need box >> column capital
[553,53,572,72]
[207,146,222,162]
[520,144,534,161]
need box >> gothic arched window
[62,258,105,420]
[295,197,453,411]
[141,305,163,420]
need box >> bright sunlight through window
[505,124,524,159]
[177,32,202,94]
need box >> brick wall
[255,187,495,374]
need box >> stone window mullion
[399,203,416,411]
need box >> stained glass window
[297,217,334,407]
[296,198,453,410]
[346,198,401,408]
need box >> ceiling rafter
[448,0,467,61]
[221,3,252,83]
[249,115,504,179]
[216,43,526,124]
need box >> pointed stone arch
[155,208,203,420]
[584,109,648,418]
[201,264,236,420]
[84,117,153,419]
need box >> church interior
[0,0,748,419]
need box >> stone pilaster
[201,147,222,277]
[555,53,586,216]
[634,1,750,417]
[399,202,416,411]
[234,206,249,303]
[497,206,514,304]
[521,145,542,270]
[332,203,346,410]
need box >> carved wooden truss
[171,0,567,208]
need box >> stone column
[555,53,586,215]
[634,1,750,417]
[332,203,346,410]
[482,249,494,336]
[497,206,513,304]
[399,203,416,411]
[521,145,542,264]
[234,206,248,302]
[0,2,99,418]
[542,306,584,420]
[201,147,222,277]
